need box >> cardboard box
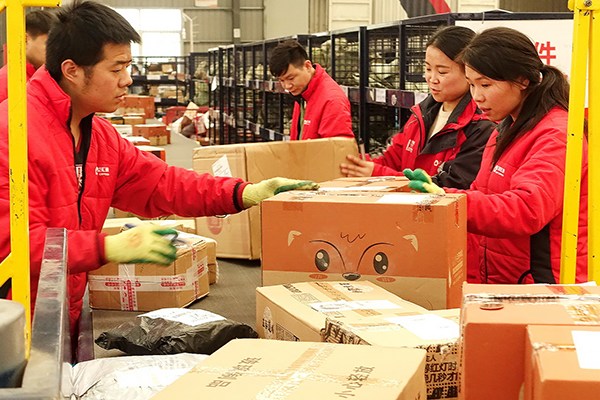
[137,145,166,161]
[152,339,427,400]
[88,232,210,311]
[193,137,359,259]
[261,191,467,309]
[122,115,145,126]
[124,136,151,146]
[256,281,428,342]
[318,176,410,192]
[151,220,219,285]
[460,283,600,400]
[133,123,167,138]
[101,217,143,235]
[524,325,600,400]
[123,95,155,119]
[323,309,460,400]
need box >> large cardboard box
[460,283,600,400]
[261,191,467,309]
[152,339,427,400]
[88,232,210,311]
[101,217,143,235]
[323,308,460,400]
[318,176,410,192]
[524,325,600,400]
[256,281,428,342]
[193,137,359,259]
[122,95,155,119]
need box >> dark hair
[427,25,475,63]
[46,0,141,83]
[269,40,309,78]
[26,9,57,38]
[460,26,569,165]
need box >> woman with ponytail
[405,26,588,284]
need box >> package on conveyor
[152,339,427,400]
[256,280,427,342]
[323,309,460,400]
[460,283,600,400]
[523,324,600,400]
[261,190,467,309]
[90,224,210,311]
[192,137,359,259]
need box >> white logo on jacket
[492,165,505,177]
[406,139,416,153]
[303,119,311,126]
[95,166,110,176]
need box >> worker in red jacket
[269,40,355,140]
[0,0,316,336]
[0,9,57,102]
[405,27,588,285]
[340,26,495,190]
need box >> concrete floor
[91,130,261,358]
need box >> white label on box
[375,88,386,103]
[310,299,400,313]
[377,193,435,204]
[572,330,600,369]
[140,308,225,326]
[211,155,232,177]
[387,314,459,341]
[331,282,373,293]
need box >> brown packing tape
[462,292,600,325]
[531,342,576,352]
[193,345,406,397]
[310,282,387,318]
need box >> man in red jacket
[269,40,354,140]
[0,9,57,102]
[0,0,315,336]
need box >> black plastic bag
[95,308,258,356]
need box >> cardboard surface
[318,176,410,192]
[122,95,155,119]
[152,339,427,400]
[460,283,600,400]
[89,232,210,311]
[524,325,600,400]
[323,308,460,400]
[193,137,359,259]
[256,281,427,342]
[261,191,467,309]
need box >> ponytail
[493,64,569,164]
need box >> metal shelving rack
[130,56,189,111]
[207,47,223,145]
[188,51,209,108]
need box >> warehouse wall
[264,0,309,39]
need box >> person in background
[269,39,354,140]
[0,9,57,102]
[405,26,588,285]
[0,0,317,335]
[340,25,495,191]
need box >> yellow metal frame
[561,0,599,283]
[0,0,60,356]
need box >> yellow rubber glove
[242,177,319,208]
[104,224,178,265]
[403,168,445,195]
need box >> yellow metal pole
[560,1,591,283]
[589,4,600,282]
[0,0,61,356]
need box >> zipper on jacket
[71,114,93,225]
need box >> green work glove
[104,224,178,265]
[242,177,319,208]
[403,168,445,195]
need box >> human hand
[242,177,319,208]
[104,224,178,265]
[339,154,375,177]
[403,168,445,194]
